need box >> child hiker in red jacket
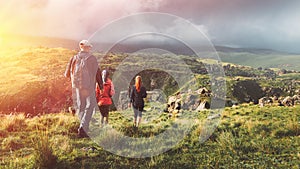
[96,69,115,127]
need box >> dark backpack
[131,86,147,109]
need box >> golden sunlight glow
[0,1,35,43]
[0,33,9,50]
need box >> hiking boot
[78,127,89,138]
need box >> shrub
[1,136,22,151]
[2,114,26,132]
[273,128,297,138]
[31,130,57,169]
[286,115,299,136]
[0,129,8,138]
[50,135,73,157]
[217,131,238,155]
[273,116,299,138]
[251,123,272,137]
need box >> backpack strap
[70,55,78,75]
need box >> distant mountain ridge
[214,46,287,54]
[4,34,294,53]
[3,35,300,70]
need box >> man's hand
[128,102,131,108]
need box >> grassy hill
[218,49,300,71]
[0,47,76,113]
[0,46,299,168]
[0,47,300,113]
[0,104,299,168]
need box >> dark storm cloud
[154,0,300,53]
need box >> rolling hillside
[0,46,299,114]
[0,46,299,168]
[0,47,76,114]
[217,47,300,71]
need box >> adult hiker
[64,40,103,138]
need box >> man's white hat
[79,40,93,47]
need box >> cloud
[1,0,300,52]
[88,13,212,49]
[0,0,142,38]
[0,0,171,39]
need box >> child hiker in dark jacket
[129,76,147,128]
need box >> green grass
[219,52,300,71]
[0,104,299,168]
[0,47,300,168]
[277,73,300,81]
[0,47,76,96]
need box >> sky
[0,0,300,53]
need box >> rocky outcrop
[258,97,273,107]
[258,94,300,107]
[292,95,300,105]
[280,95,300,106]
[164,88,211,114]
[282,96,294,106]
[165,94,182,114]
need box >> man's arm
[96,68,103,90]
[64,56,74,78]
[88,55,103,90]
[110,81,115,97]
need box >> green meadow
[0,47,299,168]
[0,104,299,168]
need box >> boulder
[165,88,212,114]
[258,97,273,107]
[146,89,166,103]
[282,96,294,106]
[196,100,210,111]
[182,94,200,110]
[292,95,300,105]
[196,87,210,97]
[165,93,182,114]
